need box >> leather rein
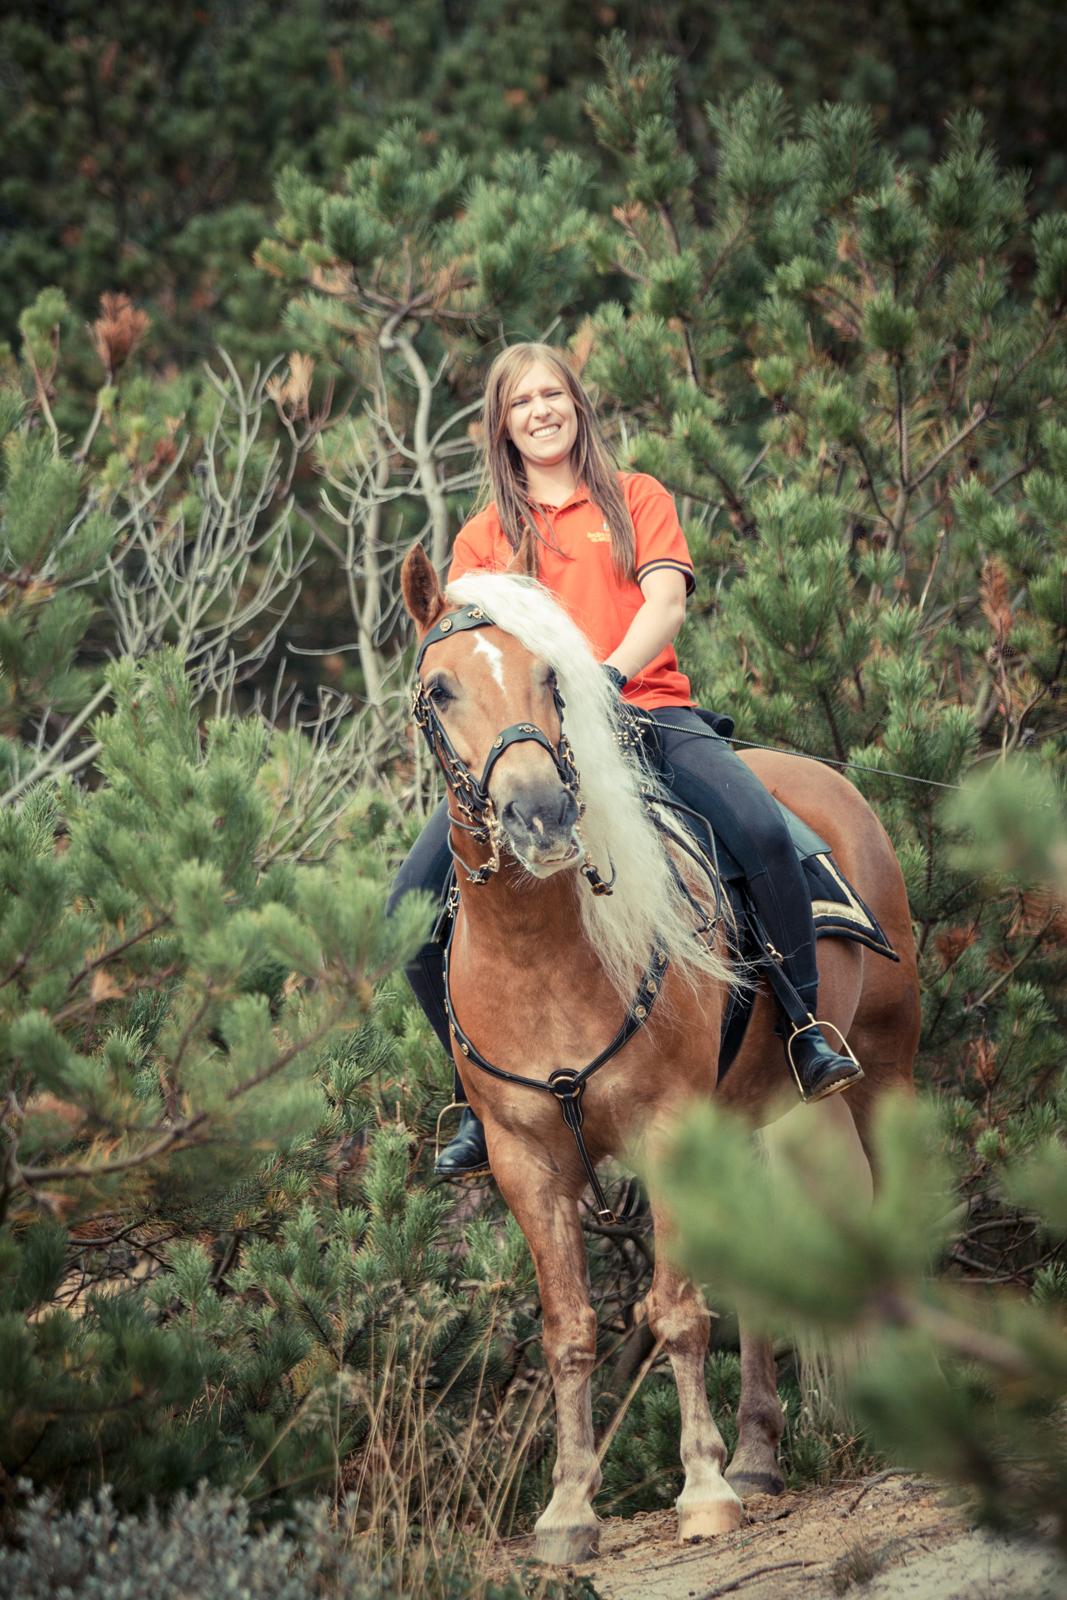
[412,603,671,1223]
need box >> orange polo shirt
[447,471,695,709]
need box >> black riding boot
[641,709,864,1104]
[748,901,864,1103]
[388,803,493,1178]
[435,1103,490,1176]
[783,1017,864,1102]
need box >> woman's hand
[604,568,687,684]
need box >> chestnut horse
[401,546,919,1564]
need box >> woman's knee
[744,806,797,870]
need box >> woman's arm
[604,568,688,682]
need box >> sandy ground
[502,1473,1064,1599]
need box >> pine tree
[655,1091,1067,1554]
[4,3,1062,387]
[575,51,1067,1268]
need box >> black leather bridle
[412,604,613,893]
[411,602,670,1221]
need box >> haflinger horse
[401,544,919,1566]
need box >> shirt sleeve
[626,473,695,596]
[447,513,503,585]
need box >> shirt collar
[530,481,591,513]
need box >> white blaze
[473,633,507,690]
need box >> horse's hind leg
[725,1095,877,1498]
[646,1201,743,1541]
[492,1139,602,1565]
[725,1328,786,1497]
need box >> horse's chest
[450,949,616,1076]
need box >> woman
[390,342,862,1178]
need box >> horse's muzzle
[499,781,580,873]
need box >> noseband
[412,604,614,892]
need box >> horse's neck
[458,863,583,945]
[450,824,587,955]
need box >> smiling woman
[505,362,579,475]
[388,339,871,1183]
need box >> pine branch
[62,917,172,999]
[876,1290,1034,1379]
[908,397,996,492]
[0,682,113,807]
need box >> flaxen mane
[446,571,733,1003]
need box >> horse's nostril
[501,790,576,838]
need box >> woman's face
[503,359,579,475]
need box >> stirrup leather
[785,1016,862,1099]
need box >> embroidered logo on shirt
[587,525,611,543]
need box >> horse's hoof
[532,1522,599,1566]
[676,1493,743,1541]
[724,1466,786,1499]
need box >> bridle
[411,603,614,893]
[411,600,677,1222]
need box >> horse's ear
[504,522,533,576]
[401,542,446,634]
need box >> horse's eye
[544,669,558,692]
[428,680,453,708]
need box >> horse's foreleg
[725,1329,786,1497]
[492,1141,601,1565]
[645,1208,743,1542]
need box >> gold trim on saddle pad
[809,852,876,932]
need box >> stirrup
[786,1016,863,1102]
[434,1100,466,1167]
[433,1100,491,1181]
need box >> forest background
[1,3,1066,1595]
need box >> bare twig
[378,320,450,570]
[846,1467,919,1514]
[1,681,112,805]
[699,1561,818,1597]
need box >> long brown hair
[471,343,636,581]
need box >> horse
[400,544,920,1565]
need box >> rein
[644,716,963,793]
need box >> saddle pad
[803,848,900,957]
[680,795,898,963]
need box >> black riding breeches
[386,799,455,1059]
[387,707,822,1096]
[640,707,819,1002]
